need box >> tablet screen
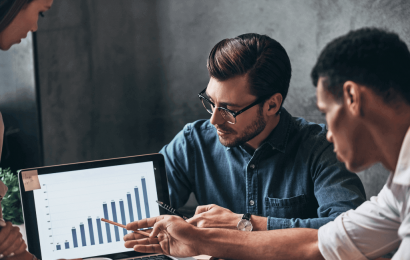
[32,161,160,260]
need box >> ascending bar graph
[38,169,160,259]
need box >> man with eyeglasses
[159,33,365,232]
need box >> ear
[265,93,283,116]
[343,81,361,117]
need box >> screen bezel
[19,153,170,260]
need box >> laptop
[18,153,196,260]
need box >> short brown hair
[207,33,292,105]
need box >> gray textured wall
[37,0,166,164]
[0,33,42,171]
[36,0,410,199]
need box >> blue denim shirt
[160,108,366,230]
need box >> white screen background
[32,161,159,260]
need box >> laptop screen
[31,161,161,260]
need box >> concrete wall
[36,0,410,199]
[37,0,166,164]
[0,33,42,171]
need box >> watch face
[237,220,253,232]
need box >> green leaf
[0,168,23,225]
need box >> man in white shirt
[123,27,410,260]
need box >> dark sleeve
[268,142,366,230]
[159,124,195,209]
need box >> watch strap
[242,213,251,220]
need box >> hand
[0,222,26,257]
[187,204,241,229]
[124,215,201,257]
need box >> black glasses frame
[198,88,266,124]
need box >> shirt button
[249,164,255,169]
[249,200,255,206]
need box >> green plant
[0,168,23,225]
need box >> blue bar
[80,223,86,246]
[56,244,61,250]
[72,227,78,248]
[65,241,69,249]
[141,177,150,218]
[96,217,103,244]
[111,200,120,241]
[127,192,134,222]
[88,217,95,245]
[119,199,127,236]
[134,187,142,220]
[103,202,112,243]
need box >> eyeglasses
[198,88,265,124]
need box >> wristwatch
[237,213,253,231]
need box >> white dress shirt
[318,127,410,259]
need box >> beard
[216,106,267,147]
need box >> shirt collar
[392,126,410,186]
[263,107,292,153]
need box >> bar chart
[33,162,160,260]
[64,178,150,249]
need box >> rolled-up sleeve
[318,185,402,259]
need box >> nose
[210,109,225,125]
[326,128,334,143]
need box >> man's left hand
[187,204,268,231]
[187,204,241,229]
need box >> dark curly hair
[207,33,292,106]
[311,27,410,105]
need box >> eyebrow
[205,91,242,108]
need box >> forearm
[250,215,267,231]
[267,216,336,230]
[197,227,324,260]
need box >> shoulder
[181,119,216,141]
[290,116,330,152]
[160,119,219,159]
[182,119,215,134]
[164,119,216,147]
